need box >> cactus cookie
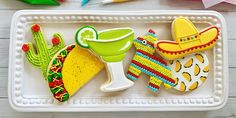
[22,24,65,78]
[47,44,104,102]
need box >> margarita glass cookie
[127,29,175,92]
[75,26,134,92]
[169,52,210,92]
[155,17,220,60]
[22,24,65,78]
[47,44,104,102]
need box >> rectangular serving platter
[9,10,228,112]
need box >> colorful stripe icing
[127,29,175,92]
[47,45,75,102]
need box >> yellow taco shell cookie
[47,44,104,102]
[62,45,104,96]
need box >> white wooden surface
[0,0,236,117]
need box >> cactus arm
[24,43,40,67]
[31,25,52,78]
[32,27,49,52]
[49,33,65,57]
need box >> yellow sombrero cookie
[155,17,219,60]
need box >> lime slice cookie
[75,26,98,48]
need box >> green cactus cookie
[22,24,65,78]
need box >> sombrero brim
[155,26,219,60]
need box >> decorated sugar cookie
[47,44,104,102]
[23,24,104,102]
[127,29,175,92]
[21,0,62,5]
[155,17,219,60]
[170,52,209,92]
[22,24,65,78]
[75,26,134,92]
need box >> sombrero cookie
[47,44,104,102]
[155,17,219,60]
[169,52,209,92]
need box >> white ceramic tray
[8,10,228,112]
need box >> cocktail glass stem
[100,61,134,92]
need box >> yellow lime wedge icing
[75,26,98,48]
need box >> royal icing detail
[76,26,134,92]
[22,24,65,78]
[155,17,219,60]
[127,29,175,92]
[170,52,209,92]
[47,44,104,102]
[47,45,75,102]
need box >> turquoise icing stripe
[147,32,157,38]
[135,38,154,49]
[135,51,170,70]
[147,85,158,92]
[130,63,174,86]
[127,74,137,81]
